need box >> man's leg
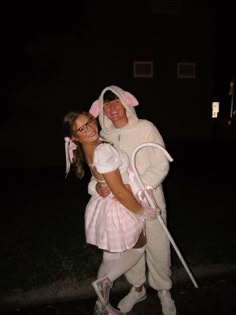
[117,252,147,312]
[124,251,146,286]
[146,218,176,315]
[146,218,172,290]
[118,217,176,315]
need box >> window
[212,102,220,118]
[133,61,153,78]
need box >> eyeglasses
[73,118,97,135]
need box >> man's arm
[88,175,97,195]
[135,122,170,188]
[88,175,111,197]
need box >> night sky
[0,1,235,168]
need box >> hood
[89,85,139,134]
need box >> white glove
[137,207,161,220]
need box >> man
[88,85,176,315]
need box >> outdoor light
[212,102,220,118]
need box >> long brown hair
[63,111,96,179]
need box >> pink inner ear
[89,100,100,118]
[124,92,139,106]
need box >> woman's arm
[93,143,158,218]
[103,169,142,213]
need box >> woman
[63,111,159,314]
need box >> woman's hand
[138,207,161,220]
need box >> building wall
[0,0,214,167]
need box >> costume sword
[131,142,198,288]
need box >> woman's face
[72,114,98,143]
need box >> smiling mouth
[88,131,96,137]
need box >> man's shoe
[158,290,176,315]
[106,303,127,315]
[118,286,147,312]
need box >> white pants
[124,212,172,290]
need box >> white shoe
[158,290,176,315]
[94,300,105,315]
[106,303,127,315]
[118,286,147,312]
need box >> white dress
[85,143,144,252]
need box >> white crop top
[93,143,130,184]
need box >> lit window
[212,102,220,118]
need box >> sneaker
[94,300,105,315]
[94,300,127,315]
[118,286,147,312]
[106,303,127,315]
[158,290,176,315]
[92,276,113,306]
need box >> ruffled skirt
[85,194,144,252]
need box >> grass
[0,157,236,294]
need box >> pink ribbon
[64,137,77,177]
[127,166,158,208]
[136,186,159,208]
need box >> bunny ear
[123,91,139,106]
[89,100,100,118]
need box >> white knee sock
[98,245,146,282]
[97,252,121,278]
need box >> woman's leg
[99,231,146,282]
[97,252,121,279]
[92,244,146,307]
[105,245,146,282]
[92,231,146,314]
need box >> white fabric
[93,143,130,184]
[97,252,121,278]
[97,246,146,283]
[93,143,121,173]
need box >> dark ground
[1,273,236,315]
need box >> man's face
[103,99,127,126]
